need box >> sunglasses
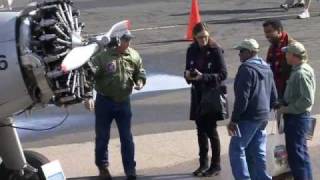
[239,49,249,53]
[196,35,208,39]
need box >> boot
[126,175,137,180]
[98,167,112,180]
[202,164,221,177]
[192,158,209,176]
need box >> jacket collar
[292,62,305,71]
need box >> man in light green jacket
[278,41,315,180]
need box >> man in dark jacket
[228,38,278,180]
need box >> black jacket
[185,41,227,120]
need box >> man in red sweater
[263,19,294,98]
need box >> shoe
[292,2,305,8]
[192,165,209,177]
[202,166,221,177]
[98,168,112,180]
[280,4,290,10]
[297,9,310,19]
[127,175,137,180]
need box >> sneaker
[292,2,305,8]
[192,165,209,177]
[127,175,137,180]
[297,9,310,19]
[98,168,112,180]
[202,166,221,177]
[280,4,290,10]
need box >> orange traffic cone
[186,0,201,41]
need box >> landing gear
[0,150,49,180]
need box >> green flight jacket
[91,47,146,102]
[284,62,316,114]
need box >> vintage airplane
[0,0,130,179]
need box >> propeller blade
[61,43,98,72]
[96,20,131,41]
[61,20,131,72]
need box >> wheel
[0,160,10,180]
[0,150,50,180]
[23,150,50,180]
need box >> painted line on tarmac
[84,12,320,39]
[82,25,181,38]
[132,12,320,32]
[131,25,181,32]
[207,12,320,24]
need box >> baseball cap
[281,41,307,59]
[233,38,259,52]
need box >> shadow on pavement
[133,173,194,180]
[68,173,195,180]
[68,177,99,180]
[68,176,128,180]
[68,144,320,180]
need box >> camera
[189,68,198,78]
[189,61,198,78]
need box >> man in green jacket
[278,41,315,180]
[85,31,146,180]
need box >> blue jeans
[284,112,313,180]
[229,120,271,180]
[94,94,136,176]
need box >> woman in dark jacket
[184,22,227,177]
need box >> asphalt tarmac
[2,0,320,179]
[7,0,320,150]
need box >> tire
[0,160,10,180]
[23,150,50,180]
[0,150,50,180]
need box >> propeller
[61,43,98,72]
[60,20,131,72]
[95,20,131,41]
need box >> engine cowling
[0,0,94,118]
[18,0,94,107]
[0,12,34,119]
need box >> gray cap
[120,30,134,40]
[233,38,260,52]
[281,41,307,60]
